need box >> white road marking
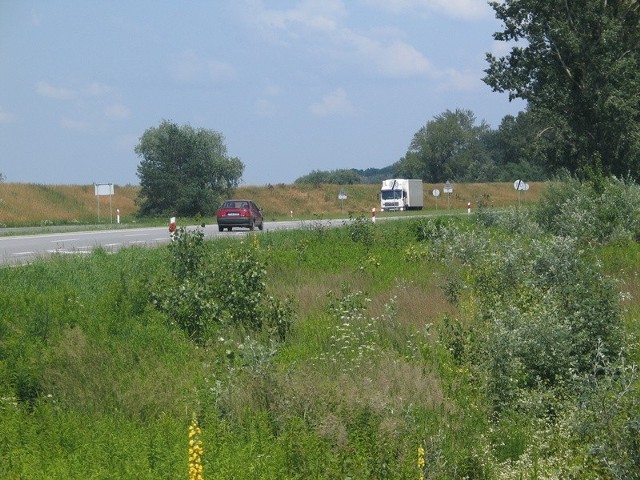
[46,249,91,255]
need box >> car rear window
[223,201,249,209]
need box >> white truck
[380,179,424,212]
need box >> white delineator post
[371,207,376,223]
[169,217,177,240]
[116,208,120,224]
[467,202,471,214]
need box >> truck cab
[380,186,407,211]
[380,178,423,212]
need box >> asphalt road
[0,218,359,266]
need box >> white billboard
[94,183,114,196]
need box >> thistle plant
[188,415,204,480]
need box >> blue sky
[0,0,525,186]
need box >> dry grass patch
[368,280,456,330]
[240,182,544,217]
[270,354,449,430]
[270,270,371,315]
[0,183,139,225]
[238,184,380,218]
[344,354,450,415]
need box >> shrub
[347,214,375,250]
[429,220,623,413]
[151,230,293,343]
[474,206,543,237]
[569,343,640,479]
[534,175,640,244]
[413,217,450,242]
[169,226,208,279]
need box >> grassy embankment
[0,182,544,227]
[1,176,639,478]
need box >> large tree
[393,109,495,182]
[135,120,244,216]
[483,110,551,181]
[484,0,640,178]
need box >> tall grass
[0,220,468,478]
[0,183,140,226]
[1,179,638,478]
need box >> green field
[1,178,639,478]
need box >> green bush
[534,175,640,243]
[347,214,376,250]
[413,217,450,242]
[151,229,293,343]
[168,226,208,279]
[429,220,623,413]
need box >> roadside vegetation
[1,176,638,478]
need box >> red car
[216,199,264,232]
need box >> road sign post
[338,188,347,212]
[94,183,114,223]
[513,179,529,204]
[443,181,453,209]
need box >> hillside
[0,182,543,226]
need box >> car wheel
[258,221,264,231]
[218,225,223,232]
[227,227,232,232]
[249,220,254,231]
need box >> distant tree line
[392,108,550,183]
[294,169,361,186]
[294,166,394,185]
[295,108,552,185]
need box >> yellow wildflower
[188,415,204,480]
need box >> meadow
[1,177,638,479]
